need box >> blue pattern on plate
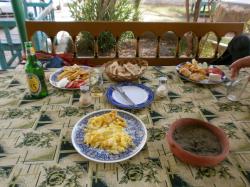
[176,63,227,85]
[71,109,147,163]
[106,83,154,109]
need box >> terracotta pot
[166,118,229,167]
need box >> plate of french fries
[49,64,91,90]
[176,59,226,84]
[71,109,147,163]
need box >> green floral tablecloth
[0,66,250,187]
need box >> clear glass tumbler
[90,68,104,97]
[226,75,249,101]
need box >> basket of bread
[104,59,148,82]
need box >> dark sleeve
[210,49,232,65]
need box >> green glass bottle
[25,41,48,98]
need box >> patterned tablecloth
[0,66,250,187]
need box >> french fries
[57,65,90,81]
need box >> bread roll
[179,67,191,77]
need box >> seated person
[213,34,250,66]
[230,55,250,80]
[212,34,250,80]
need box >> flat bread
[107,60,146,78]
[124,63,136,76]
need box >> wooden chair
[25,21,244,66]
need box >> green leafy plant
[68,0,140,54]
[245,20,250,33]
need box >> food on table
[179,67,191,77]
[178,59,224,82]
[173,124,222,156]
[65,79,86,89]
[57,78,70,88]
[84,111,133,154]
[57,65,89,81]
[208,73,222,82]
[189,73,206,82]
[106,60,147,77]
[207,67,224,77]
[56,64,90,89]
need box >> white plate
[176,63,227,85]
[49,66,92,90]
[112,85,149,105]
[106,83,154,109]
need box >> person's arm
[230,56,250,79]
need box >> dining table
[0,65,250,187]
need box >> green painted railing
[24,1,54,51]
[0,0,54,70]
[0,19,22,69]
[191,0,217,18]
[23,0,55,21]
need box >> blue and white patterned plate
[71,109,147,163]
[49,66,91,90]
[176,62,227,85]
[106,83,154,110]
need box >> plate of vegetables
[49,64,91,90]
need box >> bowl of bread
[105,59,148,82]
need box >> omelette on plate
[83,111,133,154]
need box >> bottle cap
[159,76,167,83]
[24,41,32,48]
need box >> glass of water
[226,75,249,101]
[90,67,104,97]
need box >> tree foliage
[68,0,141,54]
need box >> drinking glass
[226,75,249,101]
[90,67,104,97]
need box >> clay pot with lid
[166,118,229,167]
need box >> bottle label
[27,74,41,95]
